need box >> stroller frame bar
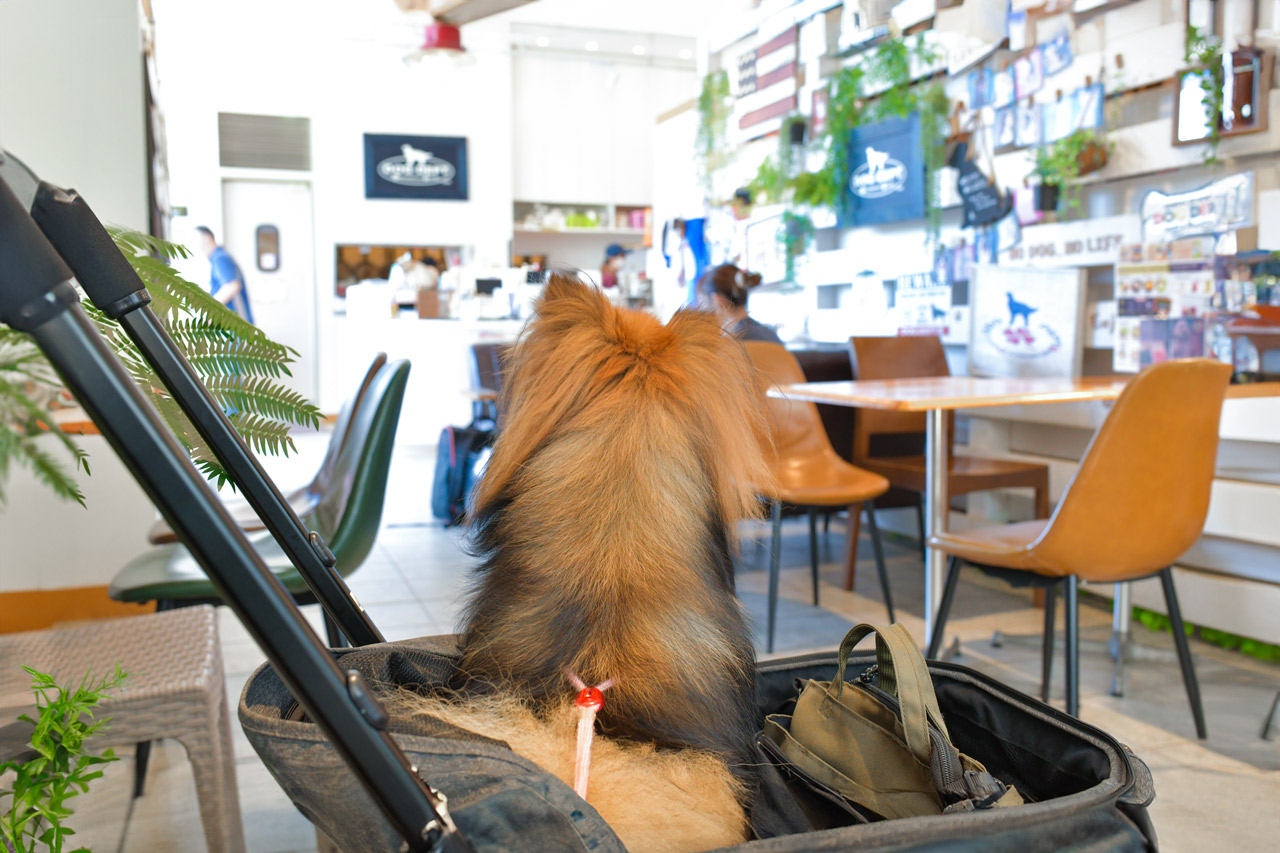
[0,166,472,853]
[26,167,382,648]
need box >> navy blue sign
[364,134,468,200]
[844,114,924,226]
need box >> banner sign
[845,114,924,226]
[1140,172,1254,243]
[895,271,953,337]
[1000,214,1140,267]
[364,134,468,201]
[950,141,1009,227]
[970,264,1087,378]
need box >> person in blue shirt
[196,226,255,324]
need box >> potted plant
[1,665,126,852]
[1031,128,1112,215]
[1,229,321,504]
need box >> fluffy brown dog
[413,273,774,850]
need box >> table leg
[1110,581,1132,697]
[924,407,948,641]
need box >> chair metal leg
[823,512,831,536]
[1041,581,1058,704]
[914,500,926,561]
[1160,568,1208,740]
[1262,688,1280,740]
[133,739,152,798]
[863,502,894,624]
[1064,576,1080,717]
[323,610,348,649]
[1110,581,1132,697]
[843,505,862,591]
[807,508,820,607]
[767,500,782,654]
[926,556,962,658]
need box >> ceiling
[487,0,758,40]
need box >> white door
[221,180,318,400]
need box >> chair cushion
[109,527,310,603]
[928,520,1054,574]
[860,455,1048,496]
[775,452,890,507]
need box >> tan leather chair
[147,353,387,545]
[846,336,1050,588]
[744,342,893,652]
[925,359,1231,738]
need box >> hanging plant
[695,70,732,192]
[747,114,807,205]
[1184,25,1225,165]
[1031,128,1113,216]
[789,36,949,244]
[778,211,815,283]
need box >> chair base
[925,559,1207,739]
[766,500,893,654]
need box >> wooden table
[773,375,1280,639]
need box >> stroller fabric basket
[240,636,1157,852]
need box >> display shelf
[513,226,645,237]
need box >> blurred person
[698,263,780,343]
[196,226,255,324]
[601,243,628,289]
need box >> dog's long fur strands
[410,274,775,850]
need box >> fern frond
[205,376,321,429]
[226,412,296,457]
[0,424,86,507]
[107,227,192,261]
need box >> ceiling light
[679,48,693,60]
[585,40,599,51]
[632,44,646,56]
[403,22,473,66]
[535,36,550,47]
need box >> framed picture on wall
[363,133,469,200]
[969,264,1087,377]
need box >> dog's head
[472,272,773,540]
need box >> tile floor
[35,438,1280,852]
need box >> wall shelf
[514,226,644,237]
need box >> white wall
[152,0,515,413]
[0,0,147,230]
[511,52,693,204]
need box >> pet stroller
[0,153,1156,852]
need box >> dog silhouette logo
[401,144,431,166]
[850,145,907,199]
[982,290,1061,356]
[930,304,947,321]
[865,146,890,175]
[377,143,456,187]
[1006,292,1038,326]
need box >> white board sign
[970,264,1087,378]
[999,213,1141,268]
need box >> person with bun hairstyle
[698,263,781,343]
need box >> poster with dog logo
[845,114,924,226]
[364,134,468,200]
[969,264,1086,377]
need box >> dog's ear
[471,273,617,515]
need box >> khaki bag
[763,623,1023,821]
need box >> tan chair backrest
[848,336,952,461]
[1031,359,1231,580]
[742,341,837,464]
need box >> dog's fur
[409,273,774,850]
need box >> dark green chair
[109,360,412,648]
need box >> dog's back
[455,273,774,776]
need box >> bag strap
[833,623,951,766]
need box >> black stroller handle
[25,175,383,648]
[0,171,471,853]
